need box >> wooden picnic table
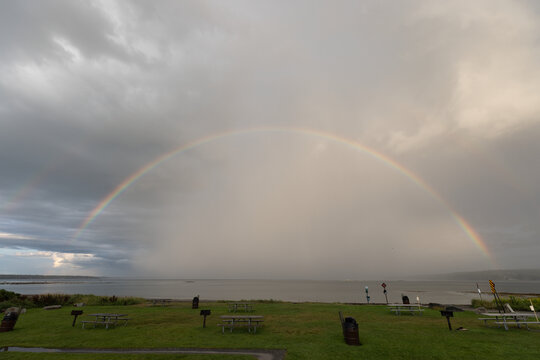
[228,302,253,312]
[82,313,129,329]
[218,315,264,334]
[387,303,424,315]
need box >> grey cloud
[1,0,539,277]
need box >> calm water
[2,278,540,305]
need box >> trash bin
[192,296,199,309]
[0,307,20,332]
[342,317,361,345]
[402,295,410,304]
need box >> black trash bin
[192,296,199,309]
[402,295,410,304]
[342,317,361,345]
[0,308,20,332]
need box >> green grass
[1,301,540,359]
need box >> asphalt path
[2,347,287,360]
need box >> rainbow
[73,127,493,261]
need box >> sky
[1,0,540,279]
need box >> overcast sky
[1,0,540,279]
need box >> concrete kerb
[2,347,287,360]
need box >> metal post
[365,286,370,304]
[381,283,388,304]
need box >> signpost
[489,280,504,313]
[365,286,370,304]
[530,300,539,322]
[381,282,388,304]
[476,283,483,302]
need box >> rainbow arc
[73,127,494,263]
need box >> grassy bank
[1,301,540,359]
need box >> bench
[81,320,115,329]
[228,303,253,312]
[388,307,424,315]
[115,318,130,326]
[81,318,130,329]
[217,320,264,334]
[151,299,173,306]
[494,321,540,330]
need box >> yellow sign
[489,280,496,294]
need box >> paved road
[2,347,287,360]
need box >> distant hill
[420,269,540,281]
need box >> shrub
[0,289,19,302]
[0,289,145,310]
[472,296,540,311]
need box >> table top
[220,315,264,319]
[388,304,423,307]
[88,313,127,317]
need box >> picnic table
[479,312,540,330]
[388,303,424,315]
[228,302,253,312]
[81,313,129,329]
[218,315,264,334]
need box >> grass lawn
[1,301,539,359]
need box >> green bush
[0,288,145,310]
[472,296,540,311]
[0,289,19,302]
[0,300,19,312]
[69,294,145,306]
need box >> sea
[2,277,540,305]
